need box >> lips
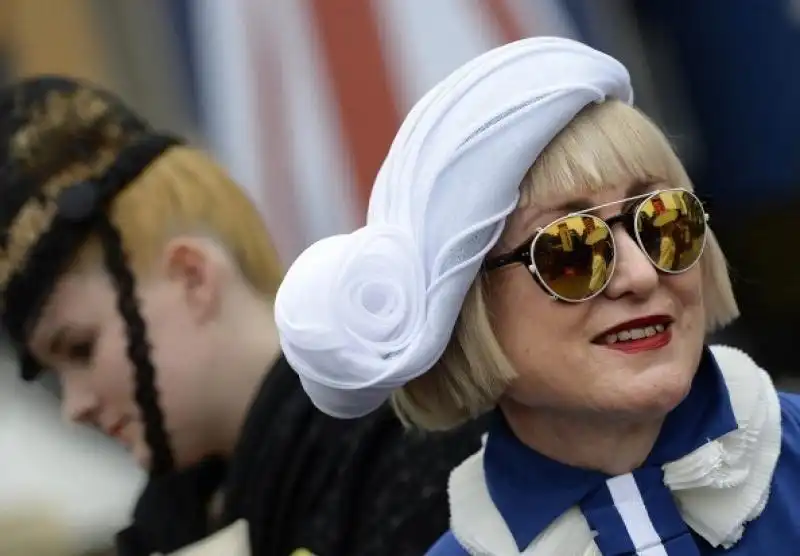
[104,418,130,440]
[592,315,673,344]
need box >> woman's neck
[500,400,665,475]
[206,296,281,458]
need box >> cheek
[666,266,704,312]
[146,310,200,385]
[488,271,591,378]
[664,268,706,357]
[141,306,208,418]
[92,330,135,408]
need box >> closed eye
[66,339,95,363]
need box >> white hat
[275,37,633,418]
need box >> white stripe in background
[606,473,669,556]
[270,0,361,243]
[192,0,263,213]
[375,0,501,112]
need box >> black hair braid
[95,216,175,474]
[2,214,93,345]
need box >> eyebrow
[47,327,66,356]
[526,178,661,225]
[620,179,660,210]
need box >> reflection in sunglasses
[485,189,707,302]
[637,192,705,273]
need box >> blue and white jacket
[427,346,800,555]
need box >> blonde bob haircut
[392,100,739,431]
[0,88,282,300]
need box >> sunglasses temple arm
[484,242,532,270]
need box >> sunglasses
[484,188,708,302]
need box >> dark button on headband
[55,180,100,222]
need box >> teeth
[601,324,667,345]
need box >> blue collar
[482,346,738,551]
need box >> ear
[161,237,223,322]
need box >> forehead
[530,178,658,214]
[519,102,687,212]
[30,271,109,333]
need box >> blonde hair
[84,146,283,296]
[392,100,739,431]
[0,87,282,300]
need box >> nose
[60,371,99,424]
[603,227,659,300]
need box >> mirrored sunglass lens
[532,215,614,300]
[635,190,706,272]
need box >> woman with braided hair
[0,77,486,556]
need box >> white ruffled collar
[448,345,782,555]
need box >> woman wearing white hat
[276,37,800,554]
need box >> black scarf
[117,355,487,556]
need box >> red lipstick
[105,418,129,440]
[594,315,673,354]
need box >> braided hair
[0,76,181,476]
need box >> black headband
[2,133,179,373]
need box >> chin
[132,444,152,470]
[596,337,701,415]
[133,441,208,472]
[611,363,695,419]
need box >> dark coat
[117,355,487,556]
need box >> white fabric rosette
[275,37,634,418]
